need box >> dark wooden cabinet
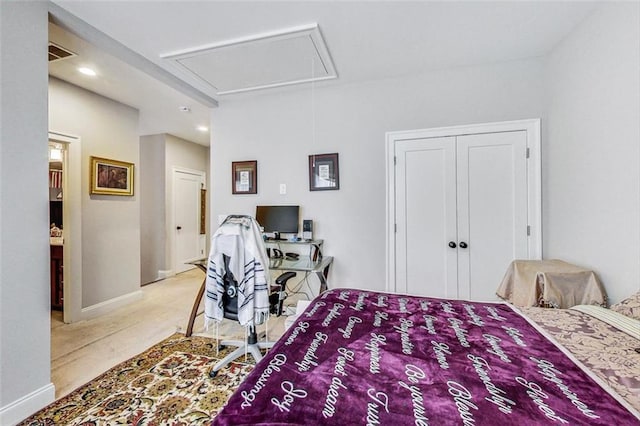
[50,245,63,310]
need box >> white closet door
[395,137,457,297]
[456,131,528,300]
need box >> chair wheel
[217,344,226,351]
[209,369,219,378]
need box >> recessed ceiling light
[78,67,96,76]
[197,126,209,132]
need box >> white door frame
[171,166,206,274]
[49,131,82,323]
[385,119,542,293]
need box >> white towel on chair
[204,217,270,328]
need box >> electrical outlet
[279,184,287,195]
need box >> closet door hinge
[394,223,397,233]
[526,148,530,159]
[394,156,397,165]
[527,225,531,236]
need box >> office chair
[205,215,296,377]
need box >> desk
[264,238,324,261]
[497,259,607,308]
[268,256,333,292]
[185,255,333,337]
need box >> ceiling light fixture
[49,147,62,161]
[78,67,96,76]
[197,125,209,132]
[179,106,191,112]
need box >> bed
[212,288,640,425]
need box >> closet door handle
[448,241,457,248]
[459,242,468,249]
[176,226,182,230]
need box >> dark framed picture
[90,156,134,196]
[232,160,257,194]
[309,153,339,191]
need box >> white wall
[49,78,141,308]
[0,2,54,424]
[140,133,209,282]
[140,134,166,284]
[211,58,545,292]
[544,2,640,304]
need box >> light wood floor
[51,268,289,399]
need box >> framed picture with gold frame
[90,156,134,196]
[232,160,257,194]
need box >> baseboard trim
[0,383,55,425]
[158,269,174,280]
[81,290,143,321]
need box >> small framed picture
[232,160,257,194]
[309,153,339,191]
[90,156,134,196]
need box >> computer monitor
[255,205,299,237]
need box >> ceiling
[48,22,213,145]
[49,1,599,147]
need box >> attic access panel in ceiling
[162,24,337,95]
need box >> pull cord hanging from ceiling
[311,56,316,168]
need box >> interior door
[395,137,458,297]
[456,131,529,300]
[394,131,530,300]
[174,170,203,274]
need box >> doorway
[48,142,65,311]
[172,168,206,274]
[49,131,82,324]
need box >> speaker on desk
[303,219,313,240]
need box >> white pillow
[610,291,640,320]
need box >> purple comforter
[213,289,639,425]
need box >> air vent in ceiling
[161,24,337,95]
[48,42,77,62]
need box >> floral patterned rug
[19,333,254,426]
